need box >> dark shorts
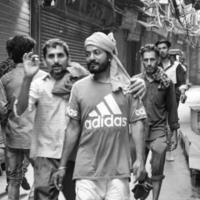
[34,157,75,200]
[6,147,29,181]
[146,136,168,180]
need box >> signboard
[127,23,141,41]
[159,0,169,4]
[65,0,114,26]
[120,9,138,30]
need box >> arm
[176,64,187,103]
[176,64,186,87]
[53,117,81,190]
[16,77,33,115]
[130,120,145,181]
[16,53,39,115]
[167,82,179,130]
[166,82,180,150]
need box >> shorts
[75,178,130,200]
[34,157,75,200]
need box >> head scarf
[84,32,130,91]
[151,67,171,89]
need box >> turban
[85,32,130,92]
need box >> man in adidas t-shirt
[54,32,147,200]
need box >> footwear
[21,177,30,190]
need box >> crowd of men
[0,32,187,200]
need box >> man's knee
[34,184,59,200]
[151,138,167,154]
[7,167,23,182]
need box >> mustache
[52,64,63,68]
[87,60,99,66]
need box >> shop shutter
[0,0,30,62]
[40,9,93,66]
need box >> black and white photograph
[0,0,200,200]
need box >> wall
[0,0,30,62]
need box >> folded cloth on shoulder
[84,32,130,92]
[52,62,89,100]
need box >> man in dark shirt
[155,40,187,106]
[0,35,46,200]
[138,44,179,200]
[0,37,31,192]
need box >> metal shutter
[0,0,30,62]
[40,9,93,66]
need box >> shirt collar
[42,73,51,81]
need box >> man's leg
[28,157,35,200]
[6,147,25,200]
[21,155,31,190]
[106,178,130,200]
[0,146,5,176]
[150,136,167,200]
[76,179,104,200]
[62,160,76,200]
[34,157,59,200]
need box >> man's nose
[88,53,95,60]
[147,60,151,65]
[54,55,58,63]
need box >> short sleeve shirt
[28,74,69,159]
[67,75,146,179]
[0,66,47,149]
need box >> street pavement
[0,165,65,200]
[178,86,200,171]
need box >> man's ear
[107,53,113,63]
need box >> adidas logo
[85,94,127,129]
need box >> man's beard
[160,52,168,59]
[145,65,157,75]
[87,60,109,74]
[50,64,67,80]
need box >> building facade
[0,0,30,61]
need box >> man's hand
[132,159,146,182]
[125,77,146,98]
[167,130,178,151]
[23,52,40,78]
[0,101,7,115]
[53,168,66,191]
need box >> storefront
[0,0,30,61]
[32,0,115,66]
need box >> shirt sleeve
[166,81,180,130]
[0,80,8,115]
[28,79,40,111]
[66,84,80,120]
[129,95,147,123]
